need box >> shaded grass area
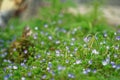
[0,0,120,80]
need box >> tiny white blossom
[24,50,28,54]
[44,24,48,28]
[55,40,60,44]
[13,66,18,69]
[112,64,117,68]
[83,69,88,74]
[35,27,38,30]
[102,60,108,66]
[21,77,26,80]
[92,49,99,54]
[48,36,52,40]
[75,60,82,64]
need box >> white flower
[13,66,18,69]
[21,77,26,80]
[44,24,48,28]
[35,27,38,30]
[83,69,88,74]
[84,37,89,43]
[24,50,28,54]
[75,60,82,64]
[92,49,99,54]
[102,60,108,66]
[55,40,60,44]
[71,38,75,41]
[58,65,66,71]
[48,36,52,40]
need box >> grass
[0,0,120,80]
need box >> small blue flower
[84,37,91,43]
[116,65,120,70]
[112,64,116,68]
[68,73,75,78]
[28,72,32,76]
[34,54,41,59]
[42,75,47,79]
[92,69,97,73]
[105,57,110,62]
[65,60,69,64]
[24,50,28,54]
[21,63,25,66]
[50,78,55,80]
[86,68,91,73]
[4,74,10,80]
[88,60,92,65]
[110,61,115,65]
[48,62,52,68]
[57,65,66,71]
[83,69,88,74]
[116,36,120,40]
[102,60,108,66]
[33,33,38,39]
[50,71,55,76]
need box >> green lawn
[0,0,120,80]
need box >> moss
[7,26,35,63]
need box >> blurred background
[75,0,120,5]
[0,0,120,28]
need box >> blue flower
[83,69,88,74]
[92,69,97,73]
[4,74,10,80]
[88,60,92,65]
[68,73,75,78]
[116,65,120,70]
[116,36,120,40]
[28,72,32,76]
[102,60,108,66]
[57,65,66,71]
[42,75,47,79]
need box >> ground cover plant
[0,0,120,80]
